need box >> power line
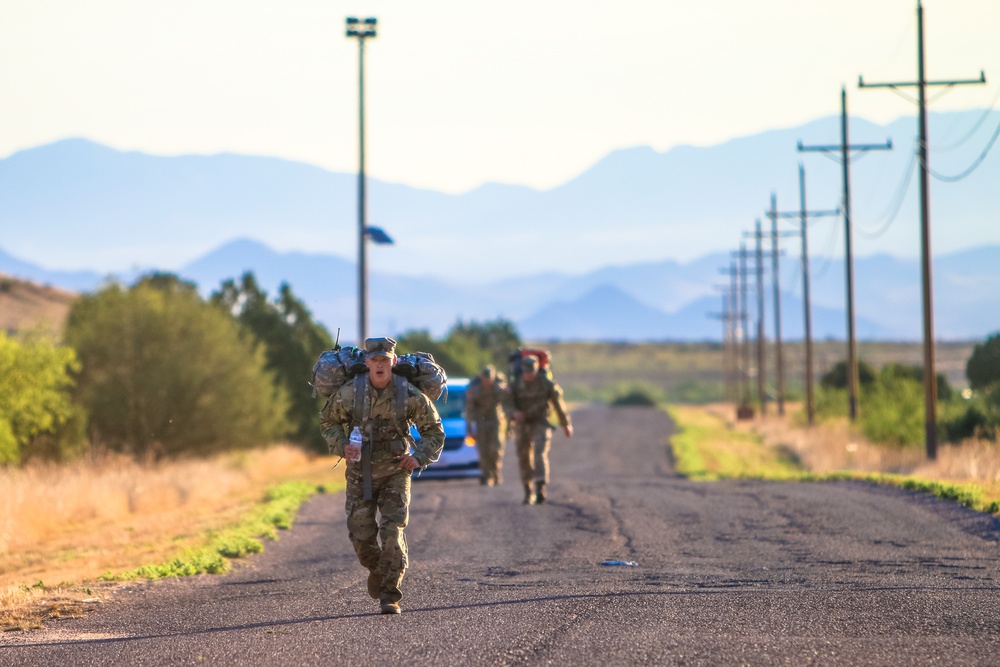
[856,141,918,240]
[932,87,1000,152]
[929,118,1000,182]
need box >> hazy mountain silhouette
[1,109,998,283]
[1,238,991,343]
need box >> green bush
[0,332,85,465]
[65,273,291,459]
[820,359,876,389]
[610,388,658,406]
[396,319,522,379]
[211,274,334,453]
[859,371,925,447]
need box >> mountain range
[4,237,999,344]
[1,108,999,342]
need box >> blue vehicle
[411,378,479,479]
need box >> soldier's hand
[394,454,421,472]
[514,410,525,422]
[563,424,574,438]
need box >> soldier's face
[366,355,394,389]
[523,368,537,381]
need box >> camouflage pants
[344,460,410,604]
[474,418,504,484]
[515,420,552,485]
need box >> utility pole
[738,242,752,412]
[765,193,786,416]
[717,262,741,405]
[709,285,738,404]
[769,166,839,426]
[798,86,891,423]
[731,244,753,416]
[744,220,768,416]
[859,0,985,460]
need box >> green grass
[667,405,1000,515]
[103,481,324,581]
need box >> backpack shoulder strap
[352,374,370,427]
[394,374,409,425]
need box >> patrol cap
[364,336,397,358]
[481,364,496,379]
[522,355,539,371]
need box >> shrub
[0,333,84,465]
[65,274,291,459]
[610,389,658,407]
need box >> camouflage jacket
[321,375,444,467]
[465,375,509,427]
[504,374,571,427]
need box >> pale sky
[1,0,998,194]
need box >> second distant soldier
[505,354,573,504]
[465,364,508,487]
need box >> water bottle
[347,426,363,463]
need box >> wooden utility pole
[770,166,839,425]
[765,193,786,416]
[744,220,770,416]
[859,0,985,459]
[798,87,891,422]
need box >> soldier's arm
[320,386,353,457]
[500,381,517,420]
[408,389,445,466]
[548,382,572,429]
[464,386,478,435]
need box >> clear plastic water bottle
[347,426,363,463]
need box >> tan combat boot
[523,483,535,505]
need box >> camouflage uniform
[504,357,571,503]
[465,365,509,486]
[321,339,444,612]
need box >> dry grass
[703,402,1000,498]
[0,445,343,630]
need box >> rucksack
[391,351,448,401]
[310,345,368,398]
[509,347,553,382]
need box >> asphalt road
[4,405,1000,666]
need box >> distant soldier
[465,364,509,487]
[320,337,444,615]
[505,354,573,504]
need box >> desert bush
[819,359,876,390]
[396,319,522,379]
[966,333,1000,391]
[211,273,333,453]
[0,332,84,465]
[65,273,291,459]
[610,387,658,406]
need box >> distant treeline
[0,271,522,466]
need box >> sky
[2,0,999,196]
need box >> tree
[966,333,1000,391]
[448,319,522,371]
[0,332,83,465]
[211,273,333,452]
[819,359,876,390]
[65,274,291,459]
[396,319,522,379]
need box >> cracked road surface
[4,405,1000,665]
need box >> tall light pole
[346,16,377,343]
